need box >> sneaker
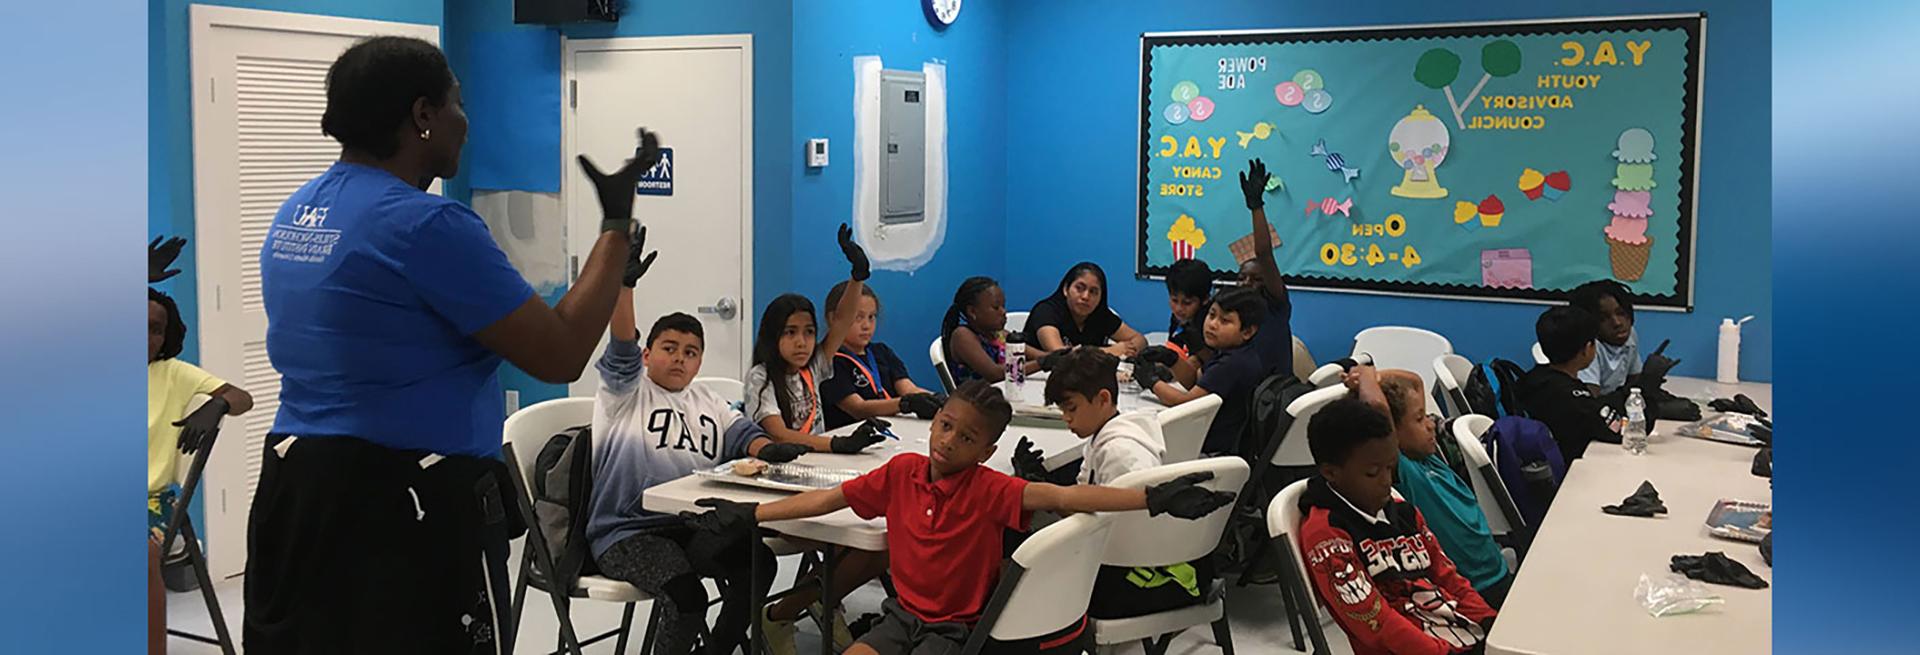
[810,601,853,650]
[760,607,799,655]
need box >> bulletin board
[1137,14,1704,309]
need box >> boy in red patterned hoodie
[1297,389,1497,655]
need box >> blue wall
[1002,0,1772,381]
[789,0,1009,388]
[149,0,445,364]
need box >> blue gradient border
[1774,0,1916,652]
[0,0,147,649]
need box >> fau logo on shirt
[291,204,330,228]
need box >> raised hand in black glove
[1145,471,1236,519]
[681,497,758,536]
[1011,436,1050,482]
[150,235,187,284]
[173,396,230,455]
[622,224,660,287]
[832,419,889,453]
[902,392,943,420]
[1136,345,1180,368]
[755,442,811,463]
[578,128,663,231]
[1133,361,1174,392]
[838,224,871,282]
[1640,339,1679,387]
[1238,159,1271,211]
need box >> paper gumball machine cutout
[1388,105,1450,199]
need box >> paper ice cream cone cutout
[1608,234,1654,282]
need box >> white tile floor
[166,542,1353,655]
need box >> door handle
[698,297,739,321]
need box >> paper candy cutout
[1305,197,1353,218]
[1613,127,1656,163]
[1518,168,1546,199]
[1605,215,1649,245]
[1612,163,1656,191]
[1265,175,1286,193]
[1478,194,1506,227]
[1543,170,1571,200]
[1167,214,1207,260]
[1481,248,1533,289]
[1237,122,1277,148]
[1171,80,1200,103]
[1187,96,1215,121]
[1275,81,1304,107]
[1293,69,1325,90]
[1608,190,1653,218]
[1163,103,1189,125]
[1310,139,1361,183]
[1303,89,1333,114]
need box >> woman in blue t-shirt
[245,36,664,652]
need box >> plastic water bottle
[1623,388,1649,456]
[1006,352,1025,388]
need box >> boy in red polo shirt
[685,380,1235,655]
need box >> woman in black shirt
[1026,261,1146,359]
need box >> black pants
[595,524,774,655]
[244,435,520,654]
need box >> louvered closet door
[190,6,437,579]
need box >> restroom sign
[636,148,673,196]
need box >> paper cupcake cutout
[1518,168,1546,200]
[1477,194,1506,227]
[1543,170,1571,200]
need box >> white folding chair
[930,337,958,392]
[1531,342,1549,365]
[1265,480,1342,654]
[1006,311,1030,336]
[692,376,745,405]
[1305,352,1371,389]
[1452,415,1525,542]
[502,398,656,655]
[1270,385,1349,472]
[1351,326,1454,413]
[1093,458,1249,655]
[960,514,1115,654]
[1432,353,1477,418]
[1290,335,1317,384]
[1155,395,1221,465]
[160,395,236,654]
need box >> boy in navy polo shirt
[682,381,1236,655]
[1132,287,1269,455]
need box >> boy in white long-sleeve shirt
[1014,347,1212,619]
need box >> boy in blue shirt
[1134,287,1268,455]
[1348,366,1512,608]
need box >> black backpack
[1463,358,1529,418]
[531,424,596,590]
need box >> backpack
[1463,358,1530,418]
[1434,416,1474,486]
[531,424,596,591]
[1481,416,1565,528]
[1220,373,1316,578]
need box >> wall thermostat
[807,138,830,167]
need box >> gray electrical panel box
[878,69,926,224]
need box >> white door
[189,6,438,579]
[564,35,754,396]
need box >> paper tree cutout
[1413,40,1522,129]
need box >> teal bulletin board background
[1138,15,1703,308]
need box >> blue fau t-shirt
[261,162,535,456]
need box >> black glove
[1136,345,1180,368]
[681,497,758,536]
[1710,394,1769,419]
[1145,472,1236,519]
[1134,361,1174,392]
[1601,480,1668,517]
[832,419,889,454]
[621,224,660,287]
[149,235,187,284]
[1670,552,1769,589]
[756,442,810,463]
[1011,436,1049,482]
[838,224,871,282]
[902,392,943,420]
[578,127,663,228]
[1035,348,1072,372]
[1237,158,1270,211]
[173,396,229,455]
[1640,339,1679,387]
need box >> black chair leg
[613,601,637,654]
[176,520,236,655]
[639,600,664,655]
[510,554,532,649]
[1211,616,1235,655]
